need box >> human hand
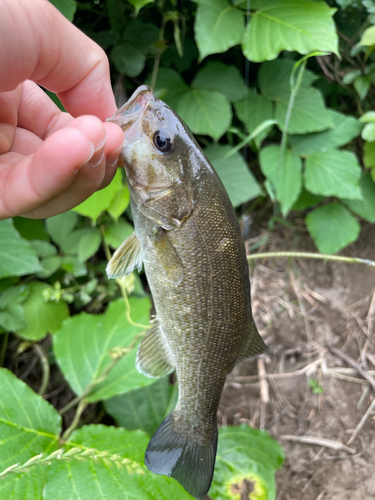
[0,0,125,220]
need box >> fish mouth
[106,85,154,132]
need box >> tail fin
[145,413,218,500]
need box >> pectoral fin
[237,319,268,362]
[106,233,142,279]
[136,320,175,378]
[148,228,183,287]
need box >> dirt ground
[219,218,375,500]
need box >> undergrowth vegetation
[1,0,375,499]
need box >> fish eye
[153,130,174,153]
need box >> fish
[106,85,267,499]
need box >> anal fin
[136,320,174,378]
[237,319,268,362]
[106,232,142,279]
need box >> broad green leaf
[359,111,375,124]
[61,256,87,277]
[361,122,375,142]
[30,240,57,258]
[30,241,61,278]
[111,44,146,77]
[13,217,49,241]
[0,284,29,309]
[53,297,152,401]
[44,425,193,500]
[127,0,153,15]
[0,305,26,331]
[292,188,324,211]
[364,140,375,168]
[49,0,76,21]
[37,256,62,279]
[210,425,284,500]
[344,172,375,222]
[0,369,61,499]
[275,88,332,134]
[0,220,42,279]
[354,76,371,100]
[258,59,318,100]
[192,62,247,102]
[205,145,263,207]
[123,21,159,54]
[306,202,360,254]
[104,377,174,436]
[304,150,362,200]
[46,211,78,246]
[107,186,130,221]
[242,0,338,62]
[177,90,231,140]
[73,170,123,223]
[194,0,244,60]
[359,25,375,46]
[234,89,273,136]
[290,109,362,155]
[78,230,102,262]
[259,146,302,216]
[104,220,134,249]
[16,282,69,341]
[61,228,94,255]
[153,68,189,109]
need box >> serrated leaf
[44,425,193,500]
[16,282,69,341]
[242,0,338,62]
[234,89,273,138]
[275,87,332,134]
[306,202,360,254]
[111,43,146,77]
[78,230,102,262]
[107,186,130,221]
[177,89,231,140]
[194,0,244,60]
[205,145,263,207]
[53,297,152,401]
[0,369,61,499]
[0,220,42,279]
[153,68,189,109]
[104,377,174,436]
[192,62,247,102]
[104,220,134,249]
[12,217,49,241]
[210,425,284,500]
[49,0,76,21]
[258,59,318,100]
[304,150,362,200]
[259,146,302,216]
[46,211,78,246]
[343,172,375,222]
[73,170,123,223]
[290,109,362,155]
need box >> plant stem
[247,252,375,269]
[61,399,88,441]
[33,344,50,396]
[150,19,166,89]
[0,331,9,367]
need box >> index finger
[0,0,117,120]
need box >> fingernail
[89,135,107,167]
[106,142,123,168]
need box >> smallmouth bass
[106,85,266,499]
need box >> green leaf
[292,188,324,211]
[123,20,159,54]
[107,186,130,221]
[210,425,284,500]
[177,89,231,140]
[61,228,94,255]
[0,220,42,279]
[193,0,244,60]
[259,146,302,216]
[354,76,371,100]
[259,59,318,100]
[104,220,134,249]
[44,425,192,500]
[359,25,375,46]
[61,256,87,277]
[343,172,375,222]
[364,140,375,168]
[205,145,264,207]
[359,111,375,124]
[242,0,338,62]
[153,68,189,109]
[30,240,57,258]
[0,285,29,331]
[37,256,62,279]
[78,229,102,262]
[46,211,78,246]
[192,62,247,102]
[73,170,123,223]
[16,282,69,341]
[53,297,153,401]
[0,284,29,309]
[306,202,360,254]
[126,0,154,15]
[111,43,146,77]
[234,89,273,138]
[104,377,174,436]
[0,369,61,499]
[12,217,49,241]
[29,241,61,278]
[361,122,375,142]
[275,88,333,134]
[48,0,76,21]
[290,109,362,155]
[304,150,362,200]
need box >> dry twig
[347,398,375,445]
[329,346,375,393]
[280,435,356,454]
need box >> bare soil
[219,220,375,500]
